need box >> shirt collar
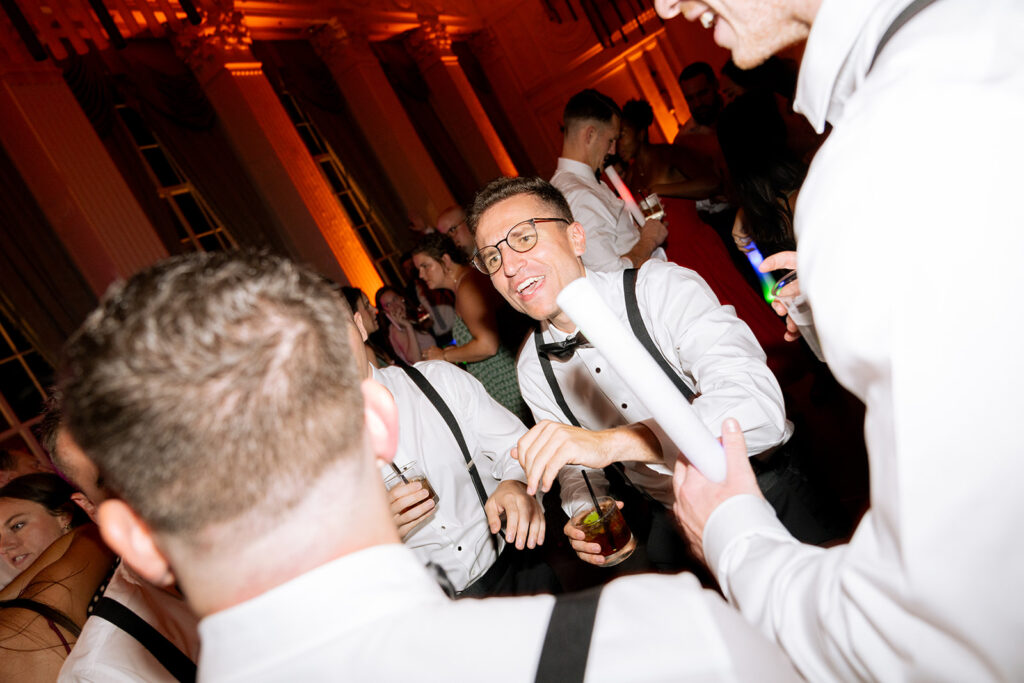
[542,268,595,342]
[555,157,600,186]
[794,0,910,132]
[198,545,443,680]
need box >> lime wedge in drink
[583,510,601,525]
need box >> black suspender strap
[622,268,696,403]
[91,597,197,682]
[398,362,499,554]
[534,586,604,683]
[868,0,942,74]
[532,314,658,504]
[0,598,81,637]
[534,328,582,428]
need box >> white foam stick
[557,277,726,482]
[604,166,646,227]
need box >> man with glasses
[550,89,668,273]
[467,176,836,569]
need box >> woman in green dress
[411,233,533,425]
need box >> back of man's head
[59,251,365,543]
[679,61,717,85]
[562,89,621,137]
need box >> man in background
[36,396,199,682]
[551,89,667,272]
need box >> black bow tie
[538,333,591,361]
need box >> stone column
[469,27,554,176]
[626,48,679,142]
[647,37,691,138]
[311,17,454,226]
[174,7,381,293]
[407,15,517,186]
[0,18,167,296]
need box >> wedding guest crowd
[4,0,1021,679]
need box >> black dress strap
[0,597,81,637]
[91,597,197,682]
[534,586,604,683]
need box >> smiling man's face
[654,0,815,69]
[474,194,586,332]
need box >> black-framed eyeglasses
[472,217,569,275]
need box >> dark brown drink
[384,462,440,520]
[397,476,439,514]
[570,497,637,566]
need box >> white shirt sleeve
[562,185,635,272]
[638,262,789,457]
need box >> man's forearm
[602,423,663,464]
[623,234,659,268]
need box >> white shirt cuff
[703,494,792,580]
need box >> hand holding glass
[569,496,636,567]
[384,461,440,515]
[771,270,825,362]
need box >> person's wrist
[442,347,450,362]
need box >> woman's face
[618,123,640,162]
[356,294,379,334]
[379,291,405,319]
[412,253,445,290]
[0,498,70,572]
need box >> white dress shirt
[375,361,528,592]
[703,0,1024,679]
[59,563,200,682]
[196,543,800,681]
[518,263,789,516]
[550,157,666,272]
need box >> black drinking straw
[581,470,616,552]
[390,462,409,484]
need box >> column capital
[407,14,455,69]
[0,12,45,77]
[174,6,259,83]
[308,16,372,67]
[467,27,501,64]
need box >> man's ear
[567,221,587,257]
[97,499,176,587]
[70,492,99,523]
[361,378,399,467]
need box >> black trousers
[457,545,562,599]
[752,443,852,545]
